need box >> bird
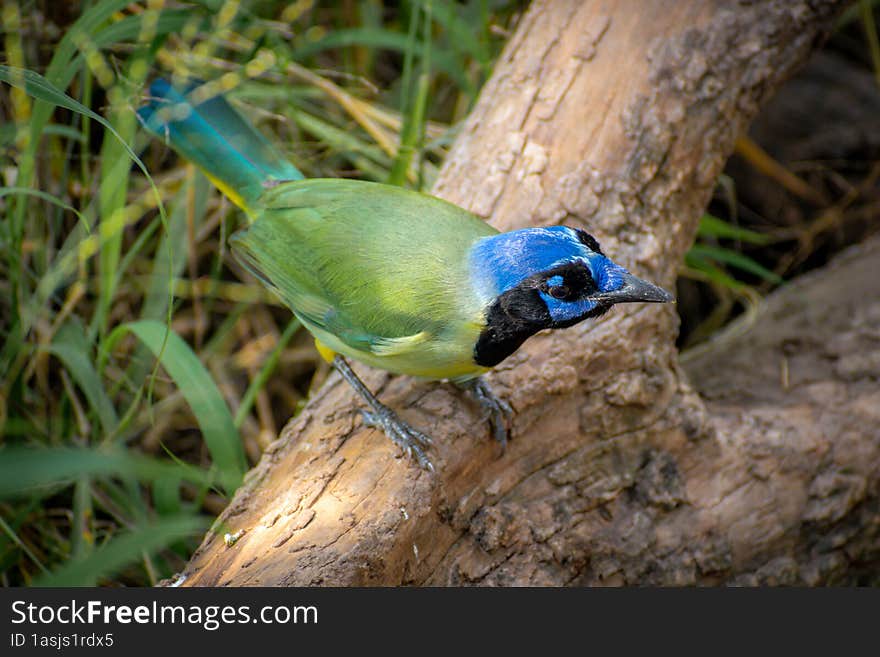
[137,78,674,470]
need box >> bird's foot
[361,407,434,472]
[333,355,434,471]
[462,378,513,448]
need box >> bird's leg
[458,377,513,448]
[333,356,434,471]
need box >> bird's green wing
[230,179,497,357]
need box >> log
[172,0,875,586]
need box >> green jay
[138,79,673,470]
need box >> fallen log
[172,0,875,586]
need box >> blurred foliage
[0,0,525,586]
[0,0,878,586]
[679,3,880,347]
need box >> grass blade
[0,446,212,499]
[46,320,119,438]
[103,320,246,494]
[33,515,206,586]
[698,213,771,245]
[292,27,468,92]
[0,66,150,186]
[0,65,167,344]
[688,244,784,285]
[234,319,301,428]
[860,0,880,87]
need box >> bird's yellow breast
[309,319,489,382]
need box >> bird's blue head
[469,226,673,367]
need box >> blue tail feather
[138,78,303,213]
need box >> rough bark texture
[172,0,878,586]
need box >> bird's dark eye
[539,261,597,302]
[548,285,570,300]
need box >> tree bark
[172,0,877,586]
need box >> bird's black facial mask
[472,227,673,368]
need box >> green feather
[231,179,498,380]
[140,81,500,380]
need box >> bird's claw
[361,408,434,472]
[466,378,513,449]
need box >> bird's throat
[473,287,551,367]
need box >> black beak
[589,272,674,305]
